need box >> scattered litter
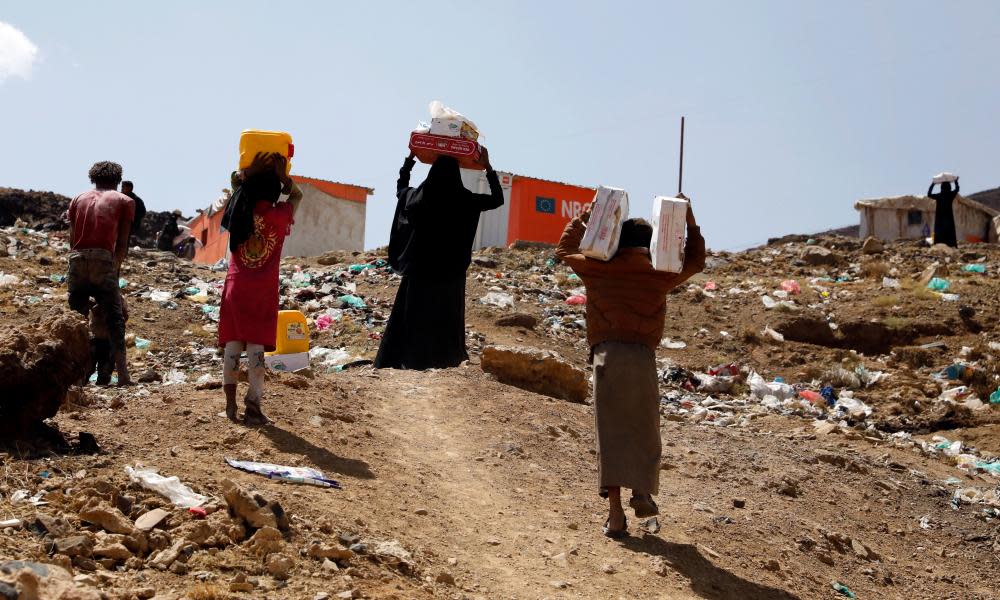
[761,326,784,342]
[310,347,353,371]
[779,280,801,294]
[480,292,514,309]
[162,369,188,385]
[125,465,208,508]
[881,277,900,288]
[149,289,173,302]
[9,490,46,506]
[0,273,20,287]
[315,314,335,331]
[338,294,367,309]
[831,582,856,598]
[0,519,22,528]
[134,337,152,350]
[660,338,687,350]
[565,294,587,306]
[226,458,342,489]
[962,264,986,273]
[926,277,950,291]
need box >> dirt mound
[0,187,185,249]
[0,308,90,436]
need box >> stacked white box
[580,186,629,261]
[650,196,688,273]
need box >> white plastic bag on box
[427,100,480,141]
[650,196,688,272]
[932,172,958,184]
[580,186,628,261]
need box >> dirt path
[360,368,800,599]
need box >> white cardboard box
[580,186,629,261]
[650,196,688,273]
[265,352,310,373]
[429,117,478,140]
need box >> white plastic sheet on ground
[125,465,207,508]
[310,347,352,370]
[480,291,514,309]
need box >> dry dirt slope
[1,224,1000,599]
[2,362,997,599]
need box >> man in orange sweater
[556,202,705,537]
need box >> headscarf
[222,171,282,252]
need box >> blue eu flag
[535,196,555,214]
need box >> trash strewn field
[1,220,1000,599]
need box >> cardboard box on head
[650,196,688,273]
[409,132,484,170]
[580,186,629,261]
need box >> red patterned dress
[218,201,294,351]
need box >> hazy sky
[2,1,998,251]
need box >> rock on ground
[0,560,101,600]
[800,246,842,266]
[0,309,91,437]
[481,345,589,404]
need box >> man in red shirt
[67,161,135,386]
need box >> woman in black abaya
[375,149,503,370]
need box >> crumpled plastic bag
[480,291,514,309]
[125,465,207,508]
[748,371,795,400]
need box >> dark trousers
[67,249,127,358]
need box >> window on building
[201,229,208,246]
[907,210,923,225]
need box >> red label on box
[409,132,483,169]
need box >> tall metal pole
[678,116,685,196]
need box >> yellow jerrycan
[269,310,309,355]
[239,130,294,175]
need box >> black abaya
[929,182,959,247]
[375,156,504,370]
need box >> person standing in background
[67,161,135,386]
[121,180,146,243]
[928,176,960,247]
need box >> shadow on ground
[262,425,376,480]
[623,534,801,600]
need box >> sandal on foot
[629,494,659,518]
[602,517,628,539]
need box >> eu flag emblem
[535,196,556,214]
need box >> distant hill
[968,187,1000,212]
